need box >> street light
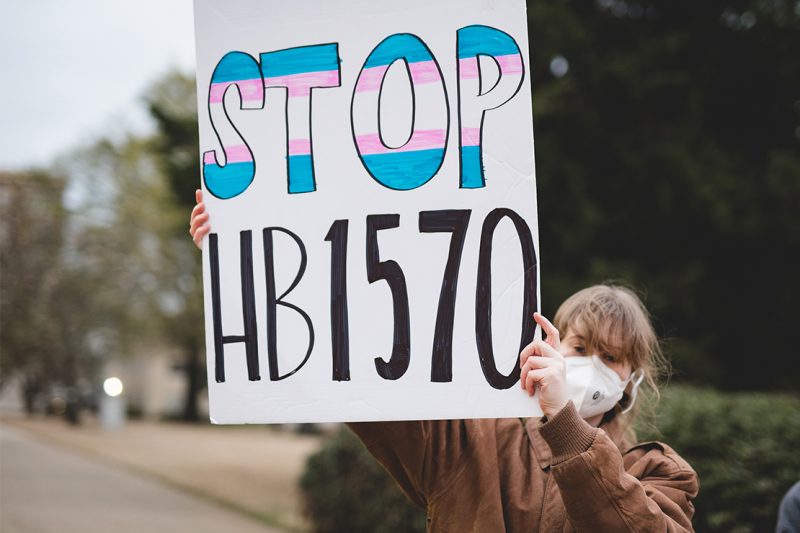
[100,376,126,430]
[103,377,123,397]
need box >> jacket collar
[524,412,629,470]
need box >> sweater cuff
[538,401,598,465]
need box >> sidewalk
[1,424,283,533]
[0,414,324,532]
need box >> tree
[0,170,68,411]
[143,72,207,421]
[0,133,193,421]
[527,0,800,390]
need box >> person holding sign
[190,199,698,532]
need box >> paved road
[0,424,281,533]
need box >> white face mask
[564,356,645,420]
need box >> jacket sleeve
[538,402,698,533]
[346,419,471,508]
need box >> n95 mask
[564,356,645,420]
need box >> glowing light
[103,377,124,397]
[549,56,569,78]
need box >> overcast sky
[0,0,196,170]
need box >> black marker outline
[351,33,450,191]
[260,43,342,195]
[419,209,472,382]
[476,53,502,96]
[324,219,351,381]
[204,51,265,200]
[366,214,411,379]
[456,25,526,190]
[263,226,315,381]
[377,57,416,149]
[209,231,260,383]
[475,208,538,390]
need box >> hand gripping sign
[194,0,542,423]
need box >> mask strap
[621,368,645,414]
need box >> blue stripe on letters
[457,25,521,59]
[211,52,262,84]
[261,44,339,78]
[364,34,434,68]
[203,161,255,199]
[287,155,315,193]
[361,148,444,190]
[460,145,484,188]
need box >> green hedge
[636,386,800,533]
[299,427,427,533]
[300,387,800,533]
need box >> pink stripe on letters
[355,65,388,93]
[226,144,252,163]
[264,70,340,97]
[209,78,263,103]
[356,128,446,155]
[459,54,522,80]
[203,145,252,165]
[409,60,442,85]
[356,61,443,93]
[288,139,311,155]
[459,57,479,79]
[461,128,481,146]
[497,54,523,75]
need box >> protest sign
[194,0,542,423]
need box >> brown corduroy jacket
[348,401,698,532]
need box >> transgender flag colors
[261,44,341,194]
[457,25,524,189]
[201,26,525,198]
[204,51,264,200]
[203,45,340,199]
[352,34,449,191]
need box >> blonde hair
[553,283,669,432]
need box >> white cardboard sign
[194,0,542,423]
